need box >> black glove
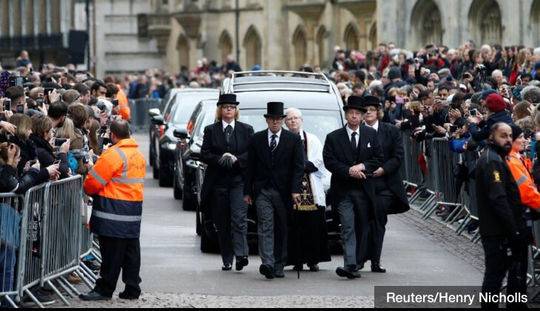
[305,161,318,174]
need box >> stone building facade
[142,0,540,73]
[2,0,540,76]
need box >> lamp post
[235,0,240,62]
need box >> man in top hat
[323,95,383,279]
[200,93,254,271]
[244,102,304,279]
[357,95,410,273]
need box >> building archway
[410,0,443,48]
[242,25,262,69]
[468,0,502,45]
[531,0,540,46]
[368,23,377,50]
[316,25,329,68]
[218,30,233,64]
[343,23,359,51]
[292,25,307,69]
[177,34,190,70]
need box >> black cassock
[287,131,331,267]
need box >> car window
[163,94,178,122]
[239,109,342,144]
[193,106,217,140]
[173,93,218,125]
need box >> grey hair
[285,107,303,118]
[521,86,540,104]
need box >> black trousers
[359,189,392,265]
[94,236,141,297]
[481,236,528,309]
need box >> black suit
[360,122,410,266]
[244,128,304,271]
[200,121,254,265]
[323,125,383,268]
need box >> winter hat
[485,93,506,113]
[388,66,401,80]
[510,124,524,141]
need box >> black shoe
[293,264,303,272]
[353,264,363,272]
[274,268,285,278]
[371,264,386,273]
[259,264,274,279]
[222,263,232,271]
[308,264,319,272]
[119,291,140,300]
[79,290,111,301]
[235,257,249,271]
[336,266,361,279]
[22,288,56,306]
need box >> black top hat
[217,93,239,106]
[343,95,367,112]
[361,95,382,109]
[264,102,286,118]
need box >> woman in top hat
[200,93,254,271]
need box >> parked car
[191,71,345,253]
[148,88,182,177]
[172,99,218,208]
[150,88,219,187]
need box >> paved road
[72,133,483,308]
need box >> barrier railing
[129,98,162,132]
[0,176,100,308]
[0,193,24,308]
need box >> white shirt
[222,120,235,131]
[345,125,359,142]
[268,129,282,147]
[365,120,379,132]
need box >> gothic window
[292,25,307,69]
[243,25,262,69]
[344,23,359,51]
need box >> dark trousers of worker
[95,235,141,297]
[211,181,249,265]
[336,189,370,268]
[255,188,288,272]
[481,236,528,309]
[359,188,392,266]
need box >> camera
[112,99,119,107]
[3,98,11,111]
[97,102,107,112]
[54,138,68,147]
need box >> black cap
[361,95,382,109]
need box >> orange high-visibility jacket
[84,138,146,238]
[116,86,131,121]
[506,151,540,210]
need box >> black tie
[351,132,357,151]
[270,134,277,151]
[225,125,233,144]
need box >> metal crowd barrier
[0,193,24,308]
[129,98,162,132]
[0,175,100,308]
[402,133,481,242]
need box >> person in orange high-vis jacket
[80,120,146,301]
[507,125,540,210]
[116,85,131,122]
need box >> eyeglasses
[221,105,236,110]
[365,107,378,112]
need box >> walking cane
[293,201,301,279]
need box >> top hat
[264,102,286,118]
[217,93,239,106]
[361,95,382,109]
[343,95,367,112]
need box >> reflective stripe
[89,169,107,186]
[114,147,129,178]
[93,210,142,222]
[516,175,528,186]
[111,177,145,184]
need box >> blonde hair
[9,113,32,140]
[55,118,78,141]
[215,106,239,121]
